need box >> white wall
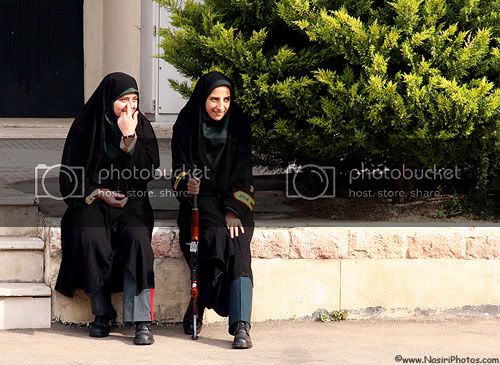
[83,0,142,102]
[140,1,188,123]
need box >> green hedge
[157,0,499,209]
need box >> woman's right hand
[97,189,128,208]
[117,103,138,136]
[187,177,200,195]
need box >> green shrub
[319,309,349,322]
[157,0,499,211]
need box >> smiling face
[113,93,138,117]
[205,86,231,121]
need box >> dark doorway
[0,0,84,117]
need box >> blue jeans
[90,270,152,323]
[229,276,253,327]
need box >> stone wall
[41,219,500,324]
[150,225,500,260]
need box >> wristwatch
[122,133,136,140]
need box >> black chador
[55,72,159,344]
[171,71,255,348]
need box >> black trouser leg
[90,286,112,316]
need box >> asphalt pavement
[0,318,499,365]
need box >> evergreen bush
[157,0,499,211]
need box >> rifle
[189,194,200,340]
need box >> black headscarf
[60,72,160,205]
[200,77,232,169]
[174,72,234,170]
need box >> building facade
[0,0,184,122]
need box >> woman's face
[205,86,231,121]
[113,93,138,118]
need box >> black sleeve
[223,116,255,217]
[115,115,160,183]
[59,123,99,206]
[170,122,193,203]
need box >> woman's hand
[226,211,244,238]
[117,103,138,136]
[97,188,128,208]
[187,177,200,195]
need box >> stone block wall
[41,219,500,323]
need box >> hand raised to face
[117,103,138,136]
[114,93,139,136]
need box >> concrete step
[0,189,39,236]
[0,237,44,282]
[0,283,51,329]
[0,282,51,297]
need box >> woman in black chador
[55,72,159,345]
[171,71,255,349]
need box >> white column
[83,0,103,101]
[102,0,142,84]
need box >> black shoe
[89,308,117,338]
[232,322,253,349]
[134,322,154,345]
[183,299,204,336]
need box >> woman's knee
[78,227,111,254]
[200,224,227,242]
[69,204,106,226]
[119,226,152,249]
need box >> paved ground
[0,119,173,139]
[0,318,499,365]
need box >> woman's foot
[183,299,205,335]
[89,307,117,338]
[231,322,253,349]
[134,322,154,345]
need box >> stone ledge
[0,283,51,297]
[38,218,500,324]
[41,222,500,260]
[0,236,44,250]
[50,258,500,324]
[0,190,37,206]
[0,297,51,329]
[340,259,500,310]
[0,250,44,282]
[466,234,500,259]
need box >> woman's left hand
[118,103,138,136]
[225,211,244,238]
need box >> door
[0,0,84,117]
[157,5,187,116]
